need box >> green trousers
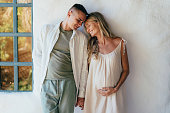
[41,79,77,113]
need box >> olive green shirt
[45,26,73,80]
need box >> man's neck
[61,19,72,31]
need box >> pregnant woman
[83,12,129,113]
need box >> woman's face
[85,19,100,37]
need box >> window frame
[0,0,33,92]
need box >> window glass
[17,0,31,3]
[18,66,32,91]
[18,7,31,32]
[18,37,32,62]
[0,7,13,32]
[0,66,14,90]
[0,0,13,3]
[0,37,13,62]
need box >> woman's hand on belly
[97,87,118,96]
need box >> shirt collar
[56,21,77,40]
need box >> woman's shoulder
[110,37,122,45]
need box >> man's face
[68,10,86,30]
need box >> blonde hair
[84,12,116,63]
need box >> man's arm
[32,25,47,93]
[76,35,88,109]
[32,26,45,68]
[78,35,88,98]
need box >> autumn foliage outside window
[0,0,32,91]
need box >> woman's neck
[97,35,107,45]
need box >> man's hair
[70,4,88,16]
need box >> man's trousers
[41,79,77,113]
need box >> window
[0,0,33,91]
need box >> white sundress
[84,39,127,113]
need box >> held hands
[97,87,119,96]
[75,97,85,110]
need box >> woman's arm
[114,40,129,90]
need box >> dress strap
[121,38,127,55]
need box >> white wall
[0,0,169,113]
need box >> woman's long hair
[84,12,116,64]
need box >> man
[32,4,88,113]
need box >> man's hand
[97,87,118,96]
[75,97,85,110]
